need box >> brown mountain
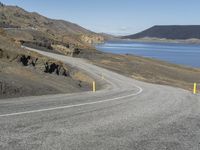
[0,3,104,56]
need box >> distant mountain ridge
[123,25,200,40]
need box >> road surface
[0,47,199,150]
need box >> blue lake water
[95,40,200,68]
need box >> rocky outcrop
[0,48,3,58]
[21,41,53,50]
[20,55,38,66]
[51,44,74,56]
[81,34,104,44]
[18,54,69,77]
[51,44,81,56]
[44,62,69,76]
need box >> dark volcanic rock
[0,48,3,58]
[44,62,69,76]
[20,55,38,66]
[20,55,30,66]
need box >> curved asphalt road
[0,47,199,150]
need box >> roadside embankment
[0,32,95,99]
[80,51,200,92]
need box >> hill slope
[0,3,104,56]
[0,28,95,98]
[0,5,90,34]
[123,25,200,40]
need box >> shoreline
[123,37,200,45]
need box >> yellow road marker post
[93,81,96,92]
[193,83,197,94]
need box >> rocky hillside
[0,2,104,98]
[0,28,95,98]
[0,3,105,56]
[123,25,200,40]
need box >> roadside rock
[20,55,38,66]
[51,44,74,56]
[81,34,104,44]
[0,48,3,58]
[44,62,69,76]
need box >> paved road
[0,47,199,150]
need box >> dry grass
[84,51,200,92]
[72,71,94,84]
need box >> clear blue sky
[1,0,200,35]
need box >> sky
[1,0,200,35]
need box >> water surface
[96,40,200,68]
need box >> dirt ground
[0,58,93,99]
